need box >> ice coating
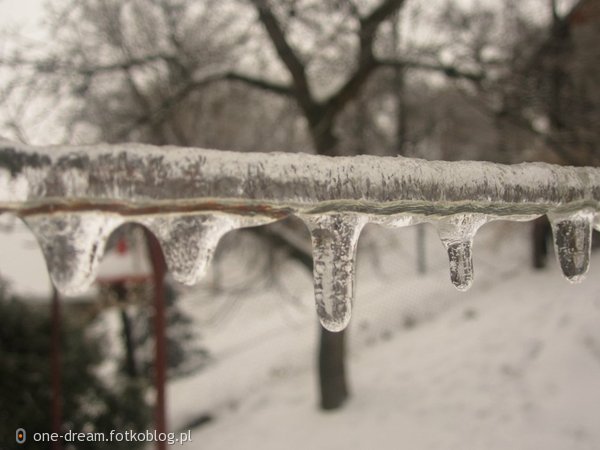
[301,214,367,332]
[369,214,423,229]
[2,141,600,216]
[548,209,594,283]
[141,213,275,285]
[23,212,123,295]
[3,141,600,327]
[434,214,489,291]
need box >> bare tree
[2,0,558,411]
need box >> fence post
[51,287,62,450]
[146,231,167,450]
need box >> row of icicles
[19,207,596,332]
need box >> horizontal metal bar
[1,140,600,218]
[1,140,599,331]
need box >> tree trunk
[115,282,139,378]
[120,307,139,378]
[319,327,348,410]
[532,216,551,269]
[310,126,349,410]
[393,10,407,156]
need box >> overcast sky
[0,0,44,28]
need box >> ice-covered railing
[1,140,600,331]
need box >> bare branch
[224,72,294,97]
[359,0,406,60]
[117,71,294,140]
[248,0,314,113]
[321,0,407,123]
[378,58,486,82]
[0,54,171,76]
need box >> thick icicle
[434,214,489,291]
[301,214,367,332]
[548,209,594,283]
[24,212,123,295]
[142,214,272,285]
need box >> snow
[165,223,600,450]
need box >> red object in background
[145,230,168,450]
[96,231,152,285]
[116,238,128,255]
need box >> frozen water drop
[24,212,123,295]
[142,214,237,285]
[435,214,488,291]
[142,213,275,285]
[549,209,594,283]
[444,240,474,291]
[301,214,367,332]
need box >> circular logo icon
[16,428,26,444]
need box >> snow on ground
[167,221,600,450]
[3,215,599,449]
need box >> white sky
[0,0,579,30]
[0,0,44,32]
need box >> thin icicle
[548,209,594,283]
[142,213,272,285]
[24,212,123,295]
[301,214,367,332]
[434,214,489,291]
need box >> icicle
[142,214,235,285]
[434,214,489,291]
[24,212,123,295]
[548,209,594,283]
[300,214,367,332]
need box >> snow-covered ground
[3,217,599,449]
[166,222,600,450]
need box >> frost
[2,141,600,331]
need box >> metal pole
[145,230,167,450]
[51,286,62,450]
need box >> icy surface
[434,214,489,291]
[2,141,600,212]
[2,141,600,330]
[142,213,274,286]
[300,214,367,331]
[548,209,594,283]
[23,212,123,295]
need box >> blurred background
[0,0,599,448]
